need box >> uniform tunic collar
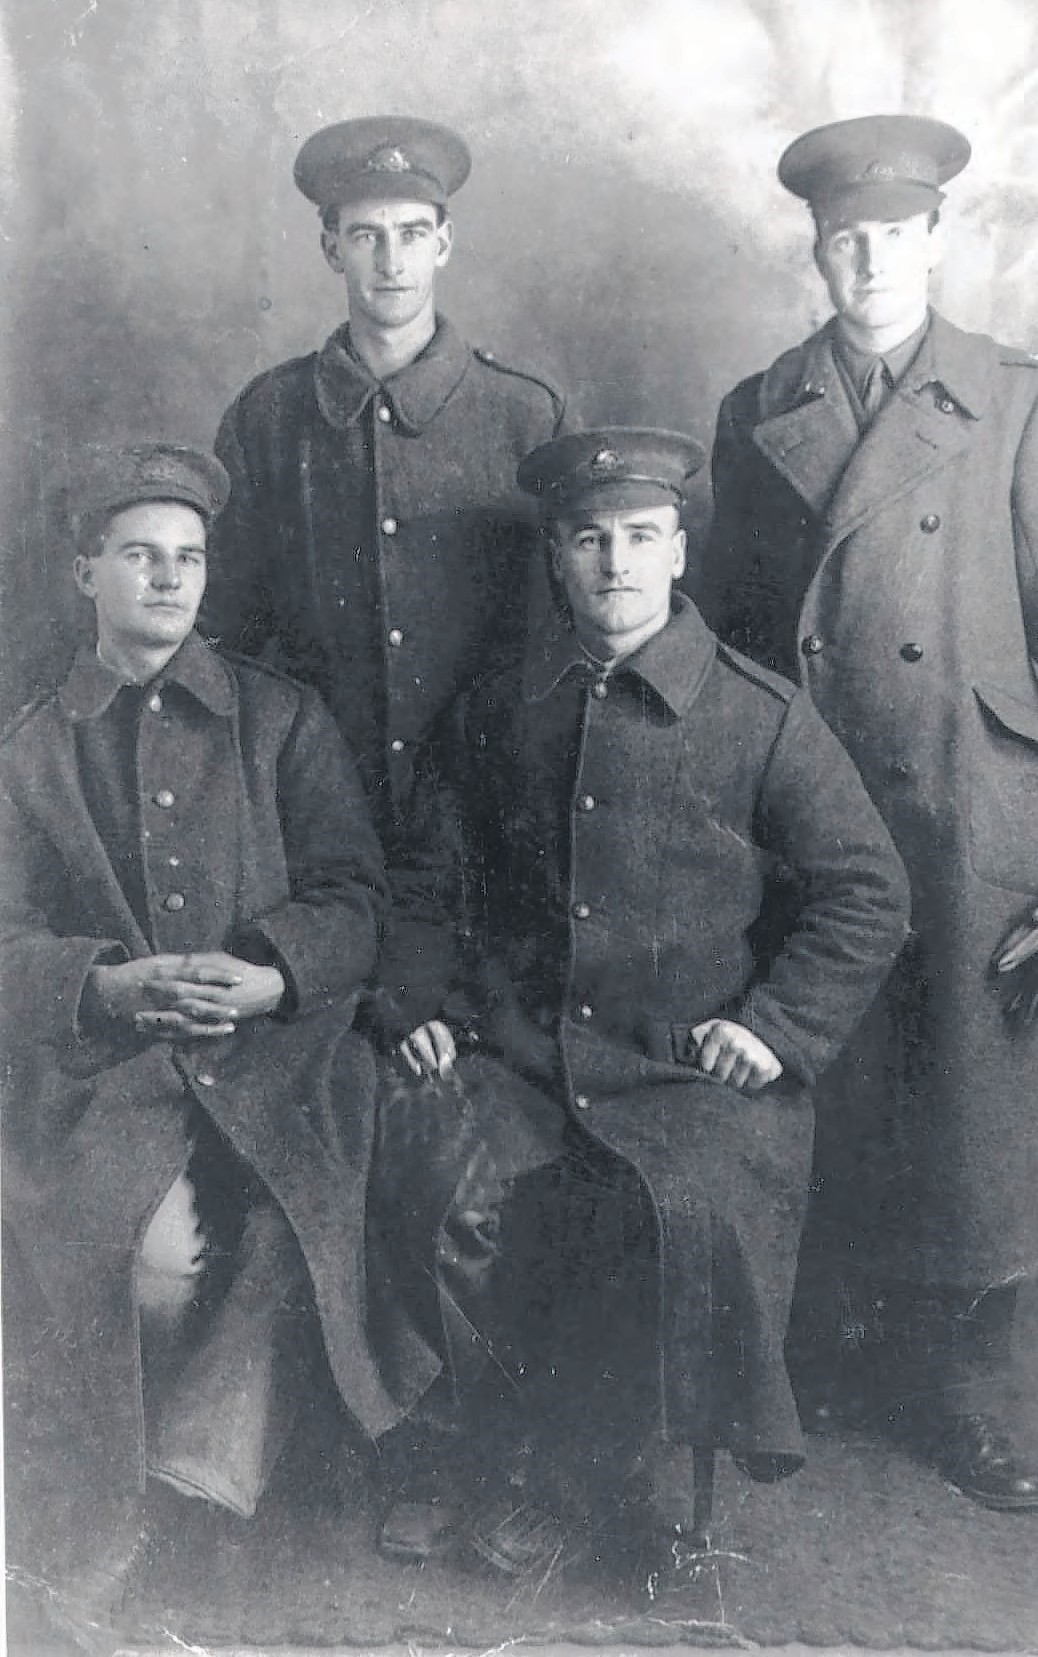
[314,313,470,433]
[58,630,236,721]
[762,310,992,423]
[523,593,716,718]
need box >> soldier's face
[813,210,940,338]
[74,501,208,658]
[552,504,686,651]
[321,197,453,331]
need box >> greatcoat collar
[752,311,994,526]
[523,593,716,718]
[314,314,470,434]
[58,630,236,722]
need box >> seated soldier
[369,429,912,1582]
[0,445,396,1648]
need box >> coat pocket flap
[973,682,1038,748]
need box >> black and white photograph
[1,2,1037,1653]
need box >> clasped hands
[86,952,286,1041]
[400,1016,782,1092]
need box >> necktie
[861,357,890,424]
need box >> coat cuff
[729,991,821,1089]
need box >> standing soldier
[204,116,566,851]
[700,114,1038,1510]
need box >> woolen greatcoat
[204,315,565,845]
[699,311,1038,1287]
[0,634,413,1523]
[386,597,909,1458]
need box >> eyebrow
[571,518,664,535]
[117,539,206,553]
[345,214,436,234]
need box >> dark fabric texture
[0,635,404,1566]
[699,310,1038,1285]
[378,598,910,1456]
[204,315,566,844]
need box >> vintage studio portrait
[1,0,1036,1652]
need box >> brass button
[147,692,163,713]
[801,634,824,657]
[572,901,591,920]
[574,1094,590,1111]
[168,855,181,868]
[890,759,912,779]
[195,1070,216,1088]
[577,793,596,812]
[577,1003,593,1021]
[920,514,940,533]
[900,642,924,662]
[390,738,405,754]
[938,397,956,414]
[388,627,404,647]
[154,788,175,808]
[163,892,186,912]
[591,680,609,700]
[376,403,392,424]
[381,516,398,536]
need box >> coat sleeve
[234,687,388,1014]
[0,766,130,1046]
[694,379,765,652]
[734,690,912,1087]
[1012,393,1038,665]
[201,391,279,656]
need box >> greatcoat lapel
[751,334,859,516]
[751,316,989,548]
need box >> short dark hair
[320,201,448,234]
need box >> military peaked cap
[72,444,230,539]
[294,116,471,210]
[518,428,705,513]
[779,114,971,223]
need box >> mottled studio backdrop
[0,0,1035,711]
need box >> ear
[321,226,346,276]
[73,553,96,599]
[435,214,454,270]
[671,527,687,582]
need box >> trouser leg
[145,1188,311,1517]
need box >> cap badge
[863,159,897,180]
[146,454,186,486]
[366,145,410,174]
[589,448,622,478]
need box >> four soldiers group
[4,105,1037,1648]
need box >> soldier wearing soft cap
[0,444,392,1643]
[699,113,1038,1509]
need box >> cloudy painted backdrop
[0,0,1035,707]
